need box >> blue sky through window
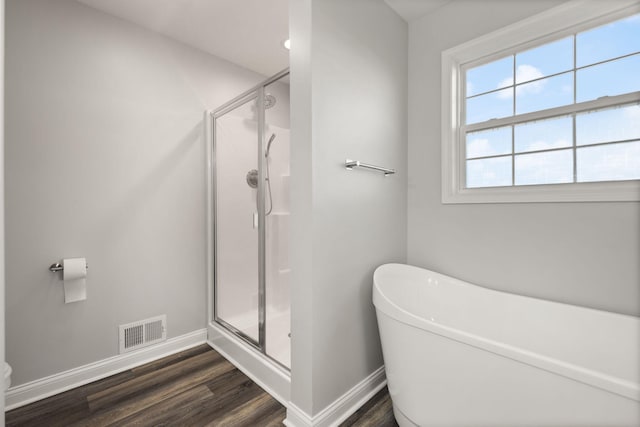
[577,54,640,102]
[466,56,512,97]
[577,14,640,67]
[464,12,640,187]
[516,36,573,82]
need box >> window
[442,0,640,203]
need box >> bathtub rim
[373,263,640,402]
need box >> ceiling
[76,0,290,77]
[76,0,449,77]
[384,0,452,21]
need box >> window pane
[576,104,640,146]
[515,149,573,185]
[515,116,573,153]
[466,127,512,159]
[577,13,640,67]
[516,37,573,83]
[466,88,512,124]
[576,54,640,103]
[515,72,573,115]
[466,156,512,188]
[577,141,640,182]
[466,56,513,97]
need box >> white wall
[290,0,407,416]
[408,0,640,316]
[5,0,268,386]
[1,0,6,422]
[289,0,314,413]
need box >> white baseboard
[284,403,314,427]
[5,329,207,411]
[284,365,386,427]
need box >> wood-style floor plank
[5,345,282,427]
[86,349,224,410]
[6,344,398,427]
[75,360,236,426]
[129,344,211,377]
[209,392,279,427]
[4,386,91,427]
[111,385,215,427]
[340,386,398,427]
[194,371,268,424]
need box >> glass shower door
[214,95,261,344]
[211,70,290,369]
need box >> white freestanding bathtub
[373,263,640,427]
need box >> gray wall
[407,0,640,317]
[1,0,6,417]
[5,0,267,386]
[290,0,407,415]
[289,0,314,413]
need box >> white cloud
[578,142,640,182]
[466,81,475,96]
[467,157,511,187]
[515,64,544,85]
[515,150,573,185]
[623,105,640,138]
[466,138,491,158]
[496,80,513,99]
[624,104,640,120]
[574,105,640,182]
[578,104,640,145]
[497,64,546,99]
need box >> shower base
[219,308,290,368]
[207,316,290,407]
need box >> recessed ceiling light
[283,39,291,50]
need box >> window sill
[442,180,640,204]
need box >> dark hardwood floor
[6,345,397,427]
[341,387,398,427]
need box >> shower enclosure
[207,69,291,375]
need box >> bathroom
[0,0,638,426]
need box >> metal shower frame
[207,68,290,366]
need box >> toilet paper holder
[49,261,88,273]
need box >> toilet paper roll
[63,258,87,303]
[63,258,87,280]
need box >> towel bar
[345,159,395,176]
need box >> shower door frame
[207,68,290,361]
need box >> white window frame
[441,0,640,204]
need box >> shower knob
[246,169,258,188]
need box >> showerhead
[264,93,277,109]
[266,134,276,157]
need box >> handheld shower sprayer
[246,133,277,216]
[266,133,276,157]
[246,133,277,189]
[264,134,276,215]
